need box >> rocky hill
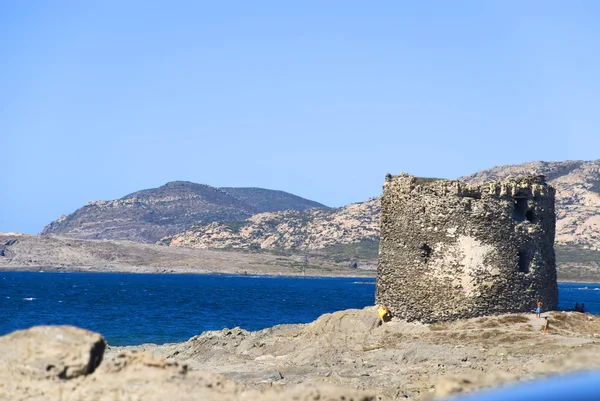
[161,160,600,269]
[38,160,600,271]
[40,182,326,244]
[160,197,380,253]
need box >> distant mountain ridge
[41,160,600,258]
[219,187,325,213]
[162,160,600,256]
[41,181,327,243]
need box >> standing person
[536,300,543,318]
[581,303,585,313]
[575,303,580,312]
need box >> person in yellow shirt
[378,305,391,324]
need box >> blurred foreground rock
[0,325,376,401]
[0,325,105,380]
[2,308,600,400]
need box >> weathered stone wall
[376,173,558,323]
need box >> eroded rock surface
[110,307,600,400]
[2,309,600,400]
[0,323,376,401]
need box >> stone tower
[376,173,558,323]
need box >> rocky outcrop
[41,182,326,244]
[376,174,558,323]
[0,238,18,257]
[0,325,376,401]
[160,198,380,251]
[112,308,600,400]
[2,310,600,400]
[0,326,105,381]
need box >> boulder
[0,325,105,380]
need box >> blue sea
[558,282,600,314]
[1,272,377,346]
[1,272,598,346]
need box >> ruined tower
[376,174,558,323]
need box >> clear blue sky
[2,1,599,234]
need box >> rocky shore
[3,308,599,400]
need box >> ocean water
[1,272,598,346]
[0,272,377,346]
[557,282,600,313]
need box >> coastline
[0,264,377,278]
[3,264,598,282]
[1,234,598,281]
[0,234,376,278]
